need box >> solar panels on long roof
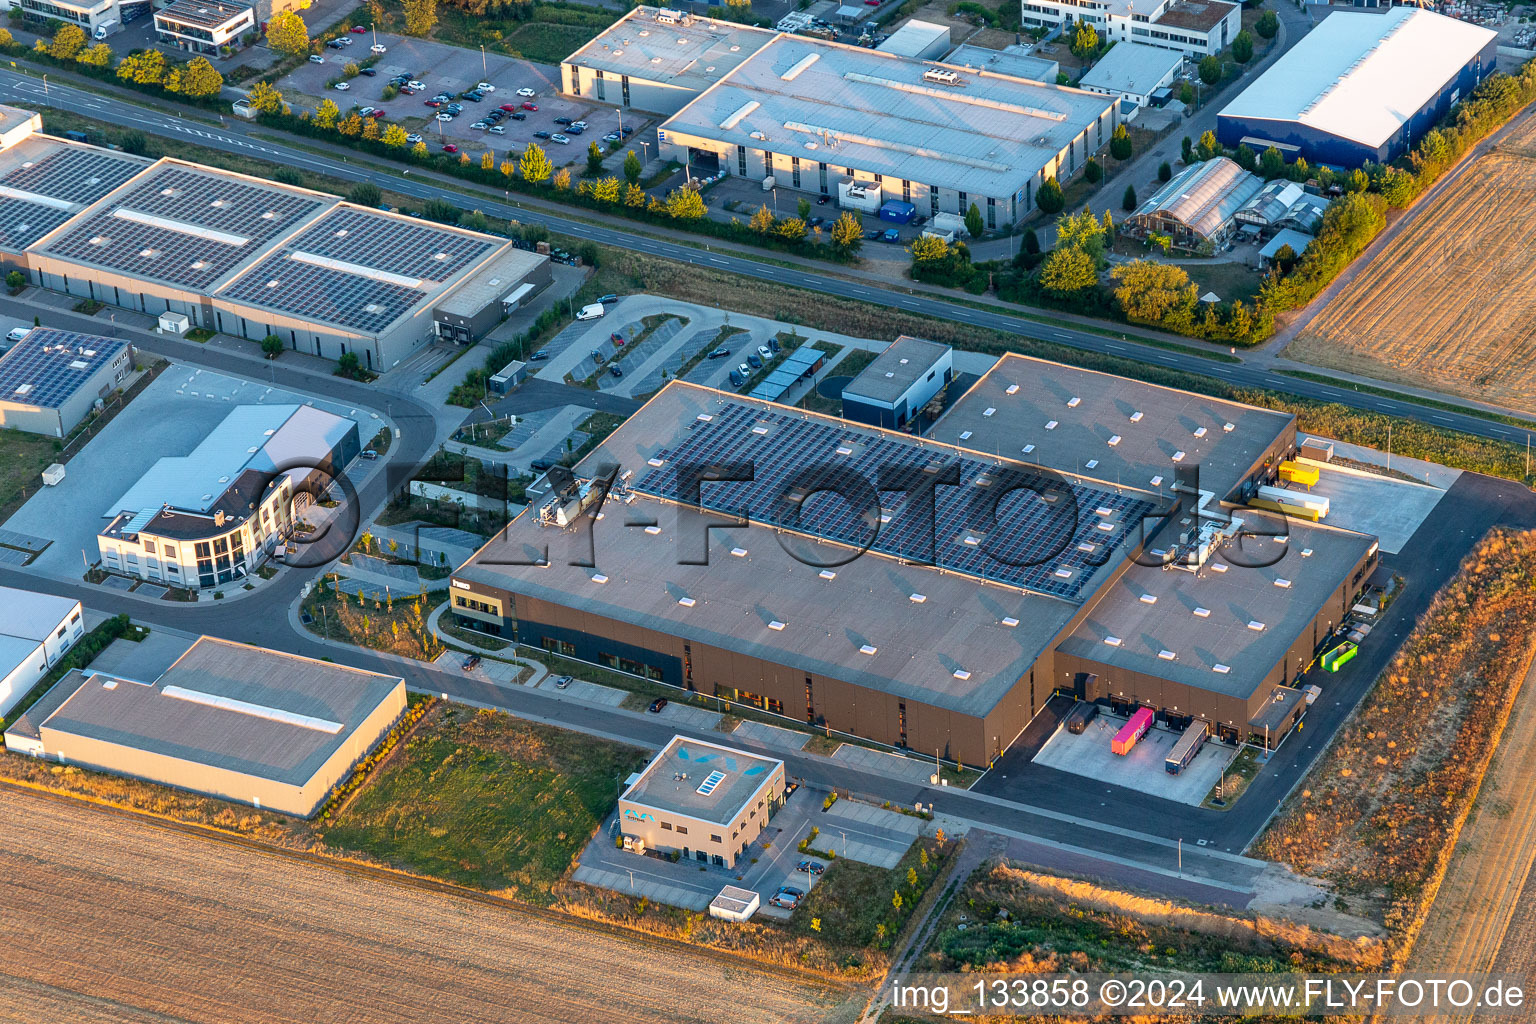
[0,328,125,409]
[631,398,1158,600]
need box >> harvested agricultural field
[1288,110,1536,414]
[0,787,863,1024]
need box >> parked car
[405,133,423,144]
[589,348,603,362]
[603,131,621,143]
[529,349,549,360]
[6,327,30,343]
[350,24,366,32]
[707,348,730,359]
[767,335,781,353]
[797,860,825,876]
[807,216,824,228]
[308,54,324,63]
[816,195,830,205]
[647,697,668,713]
[460,90,483,102]
[326,38,345,49]
[570,120,588,131]
[359,67,377,76]
[359,448,379,460]
[488,124,506,134]
[768,893,799,909]
[533,130,551,139]
[565,124,584,135]
[554,674,573,689]
[442,143,459,153]
[576,303,605,320]
[776,886,805,899]
[610,331,625,345]
[737,362,750,377]
[530,457,554,471]
[881,228,900,242]
[333,81,349,90]
[477,82,495,92]
[424,99,444,108]
[609,365,623,378]
[369,109,387,119]
[553,116,572,125]
[436,112,454,122]
[596,294,617,303]
[446,103,463,114]
[757,344,772,362]
[470,121,488,131]
[500,103,521,112]
[550,133,570,145]
[521,101,538,111]
[408,80,425,90]
[510,110,527,120]
[728,369,744,386]
[516,87,537,97]
[358,106,375,116]
[747,352,762,369]
[461,654,482,671]
[371,43,387,53]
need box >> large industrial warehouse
[451,358,1378,765]
[1216,7,1498,166]
[4,636,407,817]
[657,33,1118,225]
[0,112,549,369]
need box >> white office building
[1078,41,1182,107]
[0,587,84,718]
[1021,0,1240,58]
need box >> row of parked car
[726,336,781,388]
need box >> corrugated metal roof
[1218,8,1496,149]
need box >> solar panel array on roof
[3,146,145,205]
[286,206,498,280]
[0,328,125,409]
[38,164,331,289]
[221,252,424,333]
[632,400,1157,600]
[0,199,71,252]
[747,347,822,403]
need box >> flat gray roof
[661,34,1116,200]
[30,636,403,787]
[842,335,950,406]
[563,5,775,92]
[33,159,335,292]
[1056,515,1375,697]
[945,43,1058,83]
[432,244,548,318]
[1078,41,1181,96]
[926,353,1294,501]
[623,735,780,825]
[218,204,510,335]
[0,586,78,643]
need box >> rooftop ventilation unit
[1045,420,1058,430]
[1107,435,1121,446]
[1222,422,1235,432]
[1104,636,1123,647]
[591,573,609,584]
[1210,563,1228,573]
[1085,459,1098,469]
[859,644,878,655]
[959,430,972,440]
[1022,444,1035,454]
[922,68,960,85]
[1193,607,1210,618]
[819,569,836,580]
[1193,426,1208,438]
[1158,650,1177,661]
[1005,384,1019,395]
[1067,396,1080,408]
[982,407,996,417]
[644,525,662,535]
[1150,475,1164,487]
[1139,593,1157,604]
[1001,616,1019,627]
[1213,664,1231,674]
[678,596,696,607]
[1247,620,1266,631]
[909,593,926,603]
[1172,451,1186,462]
[730,547,748,557]
[768,620,786,631]
[1274,578,1292,588]
[953,669,971,680]
[1130,411,1143,423]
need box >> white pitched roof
[1219,8,1495,149]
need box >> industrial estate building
[154,0,256,55]
[943,43,1059,84]
[4,636,407,817]
[1124,156,1262,251]
[656,33,1118,225]
[1019,0,1240,57]
[0,587,84,719]
[1216,7,1497,166]
[840,335,952,430]
[452,354,1377,764]
[875,19,951,60]
[0,112,548,369]
[98,404,360,589]
[1077,42,1183,109]
[618,735,785,867]
[0,328,131,437]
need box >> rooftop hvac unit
[921,68,959,85]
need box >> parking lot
[2,365,377,582]
[275,31,645,165]
[1032,714,1235,806]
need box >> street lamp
[640,139,651,166]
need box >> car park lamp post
[640,140,650,166]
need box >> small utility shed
[4,636,406,817]
[841,336,953,429]
[432,247,551,345]
[1078,42,1182,108]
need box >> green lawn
[790,837,949,951]
[0,428,62,523]
[503,22,601,64]
[320,703,647,902]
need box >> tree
[1069,20,1099,59]
[261,334,284,359]
[1270,243,1298,275]
[1232,30,1254,64]
[246,80,285,115]
[1259,145,1286,179]
[964,202,984,238]
[1083,157,1102,184]
[1198,55,1221,86]
[177,57,224,98]
[908,234,950,264]
[665,187,706,219]
[266,11,309,57]
[1102,210,1114,237]
[1112,260,1197,323]
[1023,229,1040,255]
[1122,184,1138,211]
[584,139,603,175]
[1197,130,1220,161]
[796,196,811,220]
[1110,122,1133,162]
[1255,9,1278,39]
[382,124,408,147]
[749,204,775,233]
[4,270,23,291]
[553,167,571,191]
[76,42,111,67]
[1181,135,1194,163]
[343,61,360,77]
[116,49,167,85]
[1158,161,1172,183]
[830,211,862,253]
[1377,166,1418,207]
[336,351,361,378]
[410,140,429,160]
[480,150,494,171]
[1178,81,1194,105]
[775,217,807,242]
[403,0,436,35]
[1055,208,1106,262]
[1037,176,1064,214]
[624,183,646,208]
[49,24,85,61]
[348,182,382,206]
[1234,143,1257,172]
[623,149,641,184]
[337,112,364,137]
[519,141,552,184]
[0,29,14,47]
[1039,246,1097,296]
[589,176,622,203]
[312,98,340,130]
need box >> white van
[575,303,606,321]
[6,327,31,344]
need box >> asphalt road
[3,67,1534,451]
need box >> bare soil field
[1288,113,1536,414]
[0,788,863,1024]
[1403,654,1536,1020]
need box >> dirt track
[0,789,863,1024]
